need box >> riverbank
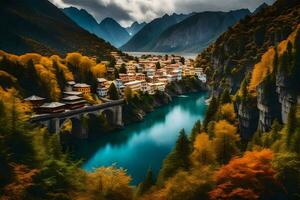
[123,76,207,124]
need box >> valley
[0,0,300,200]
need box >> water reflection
[75,92,208,184]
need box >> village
[25,52,207,114]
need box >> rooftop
[24,95,45,101]
[63,91,83,96]
[40,102,65,108]
[74,83,91,88]
[62,96,83,101]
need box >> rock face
[276,72,298,124]
[257,78,282,132]
[237,102,259,140]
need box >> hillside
[146,9,250,53]
[63,7,131,48]
[195,0,300,93]
[121,13,192,51]
[0,0,117,58]
[126,21,147,36]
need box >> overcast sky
[49,0,275,27]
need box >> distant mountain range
[144,9,251,53]
[120,13,192,51]
[126,22,147,36]
[0,0,117,57]
[63,7,130,47]
[121,9,251,52]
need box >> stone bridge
[31,99,124,138]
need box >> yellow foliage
[249,48,275,93]
[191,132,215,165]
[249,25,300,94]
[91,63,107,78]
[34,64,61,101]
[219,103,236,123]
[66,52,82,67]
[84,166,133,200]
[214,120,238,139]
[19,53,42,65]
[141,167,213,200]
[0,87,31,120]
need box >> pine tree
[157,129,191,185]
[203,97,219,129]
[119,63,127,74]
[190,120,202,143]
[108,83,119,100]
[137,168,154,196]
[220,88,231,104]
[156,62,161,69]
[286,105,297,147]
[114,67,119,79]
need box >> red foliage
[209,149,282,200]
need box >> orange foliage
[209,149,281,200]
[2,164,38,200]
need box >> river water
[75,92,208,184]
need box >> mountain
[195,0,300,138]
[62,7,130,48]
[0,0,117,57]
[126,21,147,36]
[99,18,131,48]
[146,9,251,53]
[121,13,192,51]
[252,2,269,15]
[62,7,106,38]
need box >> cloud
[49,0,275,27]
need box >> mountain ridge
[145,9,251,53]
[0,0,117,58]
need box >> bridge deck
[31,99,124,122]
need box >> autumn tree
[218,103,236,123]
[210,150,283,200]
[273,153,300,199]
[84,165,133,200]
[191,132,215,165]
[213,120,240,164]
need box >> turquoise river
[75,92,208,184]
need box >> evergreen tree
[157,129,191,185]
[114,67,119,79]
[156,62,161,69]
[180,57,185,64]
[119,63,127,74]
[220,88,231,104]
[108,83,119,100]
[286,105,297,147]
[137,168,154,196]
[203,97,219,129]
[190,120,202,143]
